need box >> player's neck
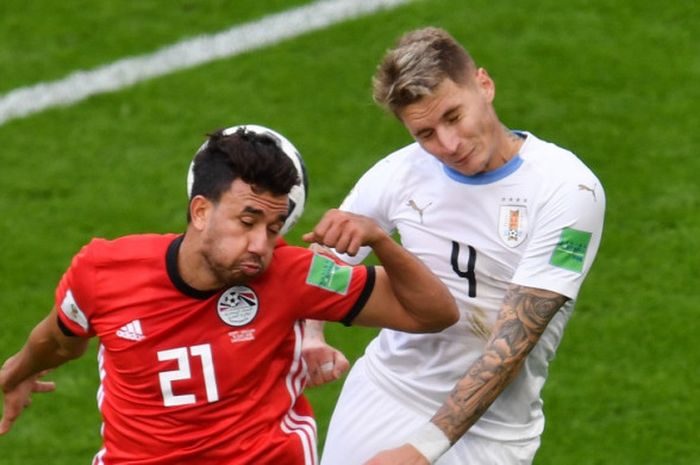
[482,126,524,173]
[504,124,526,151]
[177,233,223,292]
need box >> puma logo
[578,183,597,202]
[407,199,432,224]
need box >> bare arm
[303,209,458,333]
[364,285,568,464]
[301,319,350,387]
[352,235,458,332]
[0,306,89,434]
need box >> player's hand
[302,209,387,256]
[302,332,349,388]
[0,357,55,435]
[363,444,430,465]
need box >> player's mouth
[450,146,477,171]
[238,261,263,276]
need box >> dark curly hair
[187,127,300,221]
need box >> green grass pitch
[0,1,698,463]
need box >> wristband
[406,422,451,463]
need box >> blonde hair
[373,27,476,115]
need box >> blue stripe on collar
[443,154,524,185]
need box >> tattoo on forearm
[433,285,568,442]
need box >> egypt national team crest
[498,205,528,247]
[217,286,259,327]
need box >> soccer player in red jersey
[0,125,458,465]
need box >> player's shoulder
[518,132,605,213]
[366,142,433,174]
[521,133,587,169]
[266,244,336,295]
[357,142,439,194]
[269,242,355,279]
[520,132,601,184]
[80,233,178,264]
[269,240,308,266]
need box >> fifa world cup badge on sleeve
[306,254,352,295]
[60,290,90,331]
[550,227,592,273]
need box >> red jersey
[55,234,374,465]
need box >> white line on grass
[0,0,412,127]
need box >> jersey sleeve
[274,246,376,325]
[335,157,398,265]
[54,240,101,337]
[512,174,605,299]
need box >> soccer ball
[186,124,308,235]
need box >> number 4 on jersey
[451,241,477,298]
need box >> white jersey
[336,132,605,441]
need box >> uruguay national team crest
[217,286,259,327]
[498,205,528,247]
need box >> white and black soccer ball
[186,124,307,235]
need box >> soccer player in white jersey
[302,27,605,465]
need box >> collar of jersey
[442,153,523,185]
[166,235,220,300]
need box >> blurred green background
[0,0,698,463]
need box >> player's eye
[446,113,461,124]
[240,217,255,228]
[268,224,282,235]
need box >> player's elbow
[410,297,459,333]
[429,306,460,332]
[432,286,460,328]
[443,304,461,328]
[408,314,457,333]
[55,338,90,361]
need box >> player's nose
[435,126,460,154]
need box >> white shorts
[320,358,540,465]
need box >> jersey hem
[341,266,375,326]
[361,355,545,442]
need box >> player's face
[198,179,288,286]
[398,70,504,176]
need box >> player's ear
[475,68,495,102]
[189,195,212,231]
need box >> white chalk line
[0,0,412,127]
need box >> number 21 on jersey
[157,344,219,407]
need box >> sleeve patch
[550,227,592,273]
[306,254,352,295]
[60,289,90,331]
